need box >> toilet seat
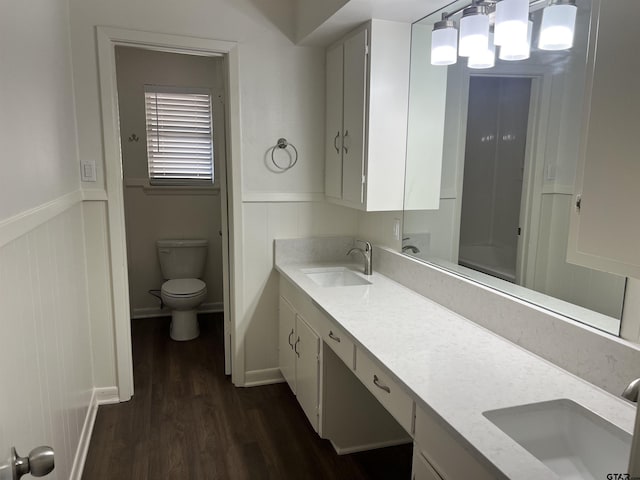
[161,278,206,297]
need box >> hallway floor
[82,314,412,479]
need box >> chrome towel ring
[270,138,298,171]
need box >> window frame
[143,85,215,187]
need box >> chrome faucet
[623,378,640,402]
[347,240,373,275]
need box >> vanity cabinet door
[412,450,443,480]
[278,296,296,393]
[568,0,640,278]
[295,315,321,432]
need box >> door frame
[96,26,244,400]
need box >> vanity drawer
[320,320,355,369]
[414,405,497,480]
[354,348,414,434]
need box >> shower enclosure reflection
[402,0,627,335]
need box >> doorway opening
[458,75,533,284]
[114,46,229,363]
[96,28,241,401]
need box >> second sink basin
[302,267,371,287]
[483,399,631,480]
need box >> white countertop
[276,261,636,480]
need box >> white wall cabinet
[568,0,640,279]
[324,20,411,211]
[278,296,320,431]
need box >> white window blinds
[144,87,214,185]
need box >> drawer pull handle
[288,329,294,348]
[328,331,341,343]
[373,375,390,394]
[294,337,300,358]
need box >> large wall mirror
[402,0,627,335]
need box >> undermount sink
[302,267,371,287]
[484,399,631,480]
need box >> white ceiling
[298,0,451,46]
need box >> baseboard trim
[243,367,285,387]
[132,302,224,319]
[69,387,120,480]
[96,386,120,405]
[330,437,412,455]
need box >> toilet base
[170,309,200,341]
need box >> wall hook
[128,134,140,142]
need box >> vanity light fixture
[499,19,533,61]
[429,0,579,67]
[538,0,577,50]
[468,32,496,69]
[494,0,529,46]
[431,13,458,65]
[459,2,490,57]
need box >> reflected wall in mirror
[402,0,627,335]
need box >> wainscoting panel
[0,201,93,480]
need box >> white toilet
[157,239,208,341]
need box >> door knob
[4,446,55,479]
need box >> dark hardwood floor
[82,314,412,479]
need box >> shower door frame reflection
[451,68,552,290]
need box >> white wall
[115,47,224,316]
[295,0,350,42]
[0,0,94,477]
[0,0,80,218]
[242,202,358,378]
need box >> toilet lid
[162,279,206,296]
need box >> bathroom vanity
[275,238,635,480]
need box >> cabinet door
[325,43,344,200]
[568,0,640,278]
[412,450,443,480]
[341,28,368,207]
[295,315,320,432]
[278,296,296,393]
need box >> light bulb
[468,33,496,69]
[494,0,529,46]
[459,5,489,58]
[539,0,577,50]
[499,20,533,61]
[431,16,458,66]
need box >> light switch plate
[81,160,97,182]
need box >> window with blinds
[144,87,214,185]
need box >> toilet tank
[157,239,208,279]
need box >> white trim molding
[82,189,109,201]
[242,192,325,203]
[132,302,224,319]
[243,367,285,387]
[124,177,220,196]
[69,387,119,480]
[96,26,244,397]
[0,190,83,249]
